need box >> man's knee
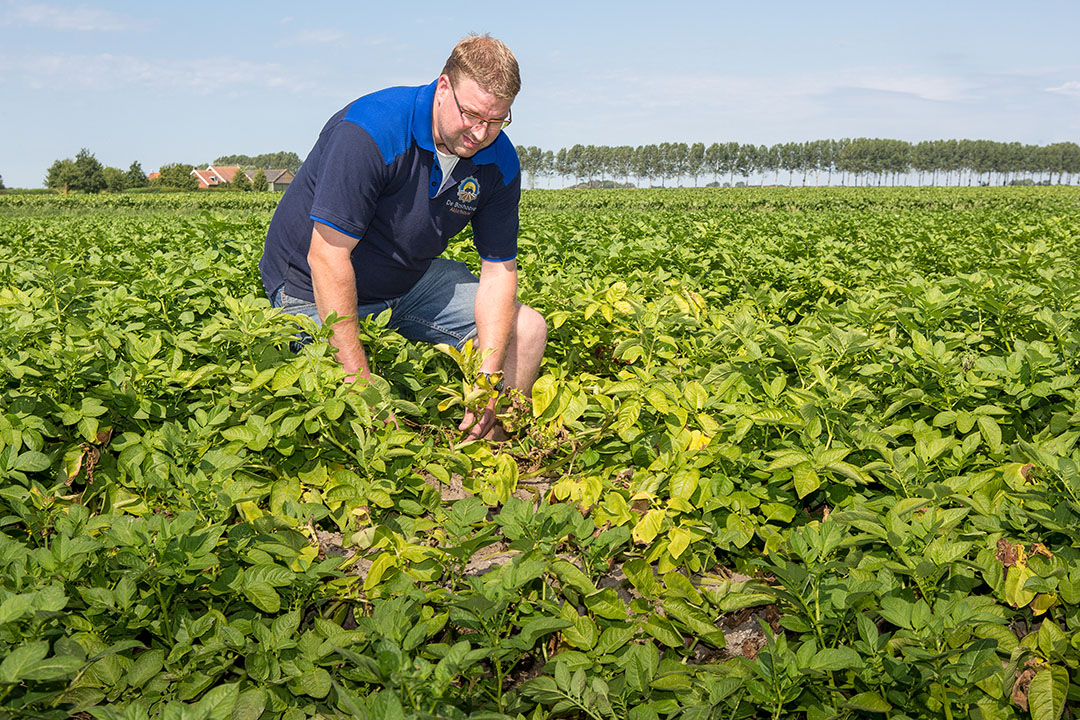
[516,304,547,347]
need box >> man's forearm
[460,261,517,440]
[308,224,370,379]
[474,261,518,375]
[312,266,370,378]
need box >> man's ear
[435,74,451,96]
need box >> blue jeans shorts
[269,258,480,350]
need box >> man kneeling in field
[259,34,546,440]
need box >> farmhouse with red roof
[189,165,294,190]
[191,166,240,188]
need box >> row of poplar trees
[515,139,1080,188]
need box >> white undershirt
[435,148,460,195]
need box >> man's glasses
[450,84,511,130]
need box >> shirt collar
[412,79,438,153]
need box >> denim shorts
[269,257,480,350]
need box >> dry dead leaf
[1011,659,1042,711]
[1032,542,1052,559]
[995,538,1020,568]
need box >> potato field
[2,187,1080,720]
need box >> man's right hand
[307,224,401,430]
[308,222,371,380]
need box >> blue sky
[1,0,1078,188]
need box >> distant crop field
[2,187,1079,719]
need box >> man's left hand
[459,392,499,440]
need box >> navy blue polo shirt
[260,80,521,303]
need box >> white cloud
[520,64,1050,149]
[1046,81,1080,98]
[0,1,136,31]
[531,65,995,142]
[2,51,323,95]
[842,73,978,103]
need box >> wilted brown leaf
[995,538,1020,568]
[1011,659,1042,711]
[67,443,101,486]
[1012,670,1033,711]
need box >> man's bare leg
[503,303,547,393]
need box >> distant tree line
[213,152,302,173]
[43,150,219,193]
[515,139,1080,188]
[35,140,1079,193]
[41,150,287,193]
[45,149,149,193]
[44,152,211,194]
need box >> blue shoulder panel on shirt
[472,133,521,187]
[343,85,422,165]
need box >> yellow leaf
[605,281,628,303]
[363,552,396,594]
[236,501,264,523]
[531,375,558,418]
[1002,462,1035,492]
[668,526,693,559]
[1031,593,1059,616]
[1004,564,1037,608]
[63,446,84,481]
[686,430,711,452]
[594,492,633,527]
[290,545,318,573]
[633,508,666,545]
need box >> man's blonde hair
[441,34,520,101]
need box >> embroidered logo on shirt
[458,177,480,203]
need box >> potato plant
[1,187,1079,719]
